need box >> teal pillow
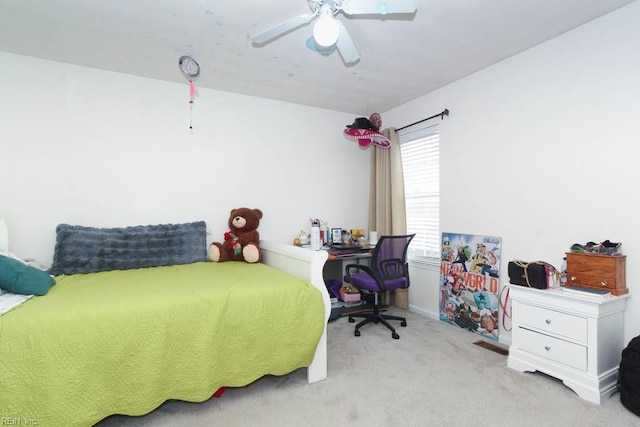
[0,255,55,295]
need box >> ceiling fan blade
[336,21,360,64]
[341,0,417,15]
[251,13,317,45]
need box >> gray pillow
[49,221,207,276]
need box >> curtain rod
[395,108,449,132]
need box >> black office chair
[343,234,415,339]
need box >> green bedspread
[0,262,324,426]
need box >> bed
[0,221,329,426]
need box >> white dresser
[506,284,629,404]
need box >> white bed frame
[260,240,329,383]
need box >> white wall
[384,1,640,345]
[0,53,370,265]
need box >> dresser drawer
[518,303,587,342]
[518,327,588,371]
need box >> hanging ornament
[369,112,382,132]
[178,55,200,133]
[189,81,196,102]
[343,113,390,149]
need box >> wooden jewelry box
[565,252,627,295]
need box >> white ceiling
[0,0,635,114]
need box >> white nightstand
[506,284,629,404]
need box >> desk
[323,245,373,284]
[322,246,381,321]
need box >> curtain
[368,128,407,237]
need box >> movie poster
[439,232,502,341]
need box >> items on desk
[369,231,378,245]
[320,219,329,245]
[351,229,365,242]
[293,229,309,246]
[310,218,321,250]
[331,228,343,245]
[295,220,370,248]
[332,228,369,246]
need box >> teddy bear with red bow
[208,207,263,263]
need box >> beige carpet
[97,310,638,426]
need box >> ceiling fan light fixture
[313,5,339,47]
[250,0,417,65]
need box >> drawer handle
[570,276,577,282]
[545,319,551,324]
[545,346,551,351]
[601,281,608,287]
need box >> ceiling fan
[250,0,417,65]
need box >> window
[399,124,439,261]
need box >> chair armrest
[344,263,375,276]
[344,263,388,292]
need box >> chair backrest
[371,234,415,283]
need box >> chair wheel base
[349,312,407,339]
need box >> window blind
[399,124,440,260]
